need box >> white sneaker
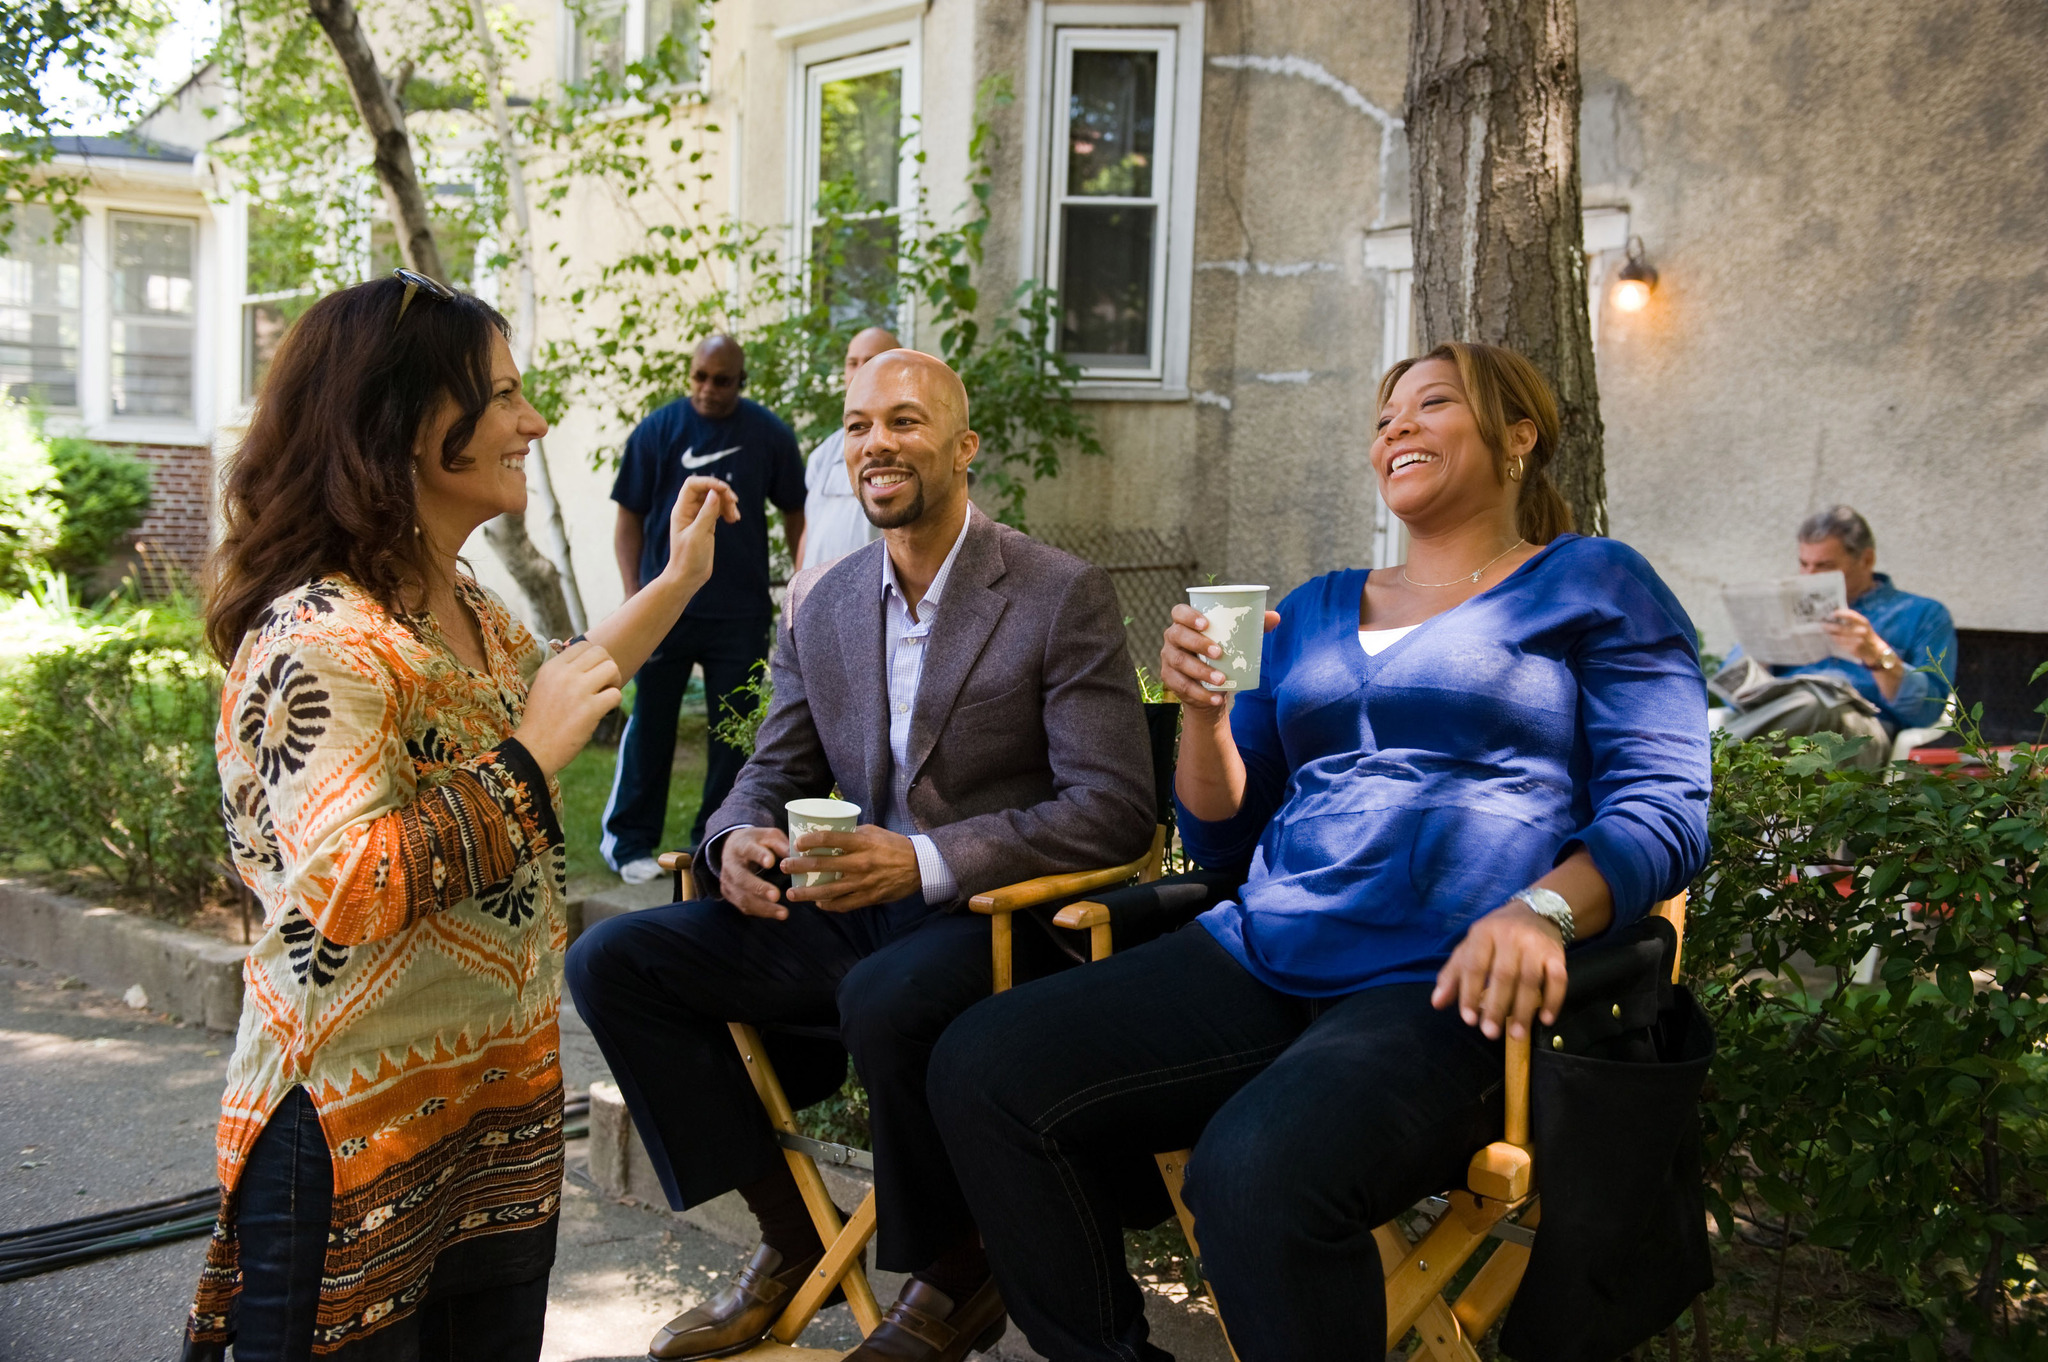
[618,857,665,885]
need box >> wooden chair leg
[774,1187,880,1343]
[1154,1151,1244,1362]
[728,1023,884,1335]
[1450,1200,1539,1339]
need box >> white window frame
[1019,1,1204,400]
[558,0,708,93]
[0,204,84,414]
[785,18,922,340]
[33,191,219,447]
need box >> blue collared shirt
[1753,573,1957,731]
[876,511,974,904]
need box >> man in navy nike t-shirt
[606,334,807,882]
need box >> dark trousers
[565,894,1076,1272]
[929,926,1505,1362]
[602,616,771,865]
[226,1089,552,1362]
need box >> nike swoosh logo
[679,444,743,470]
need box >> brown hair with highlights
[1375,341,1574,545]
[204,277,511,662]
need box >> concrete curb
[0,878,247,1032]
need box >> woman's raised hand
[664,475,741,588]
[1160,604,1282,710]
[512,639,624,777]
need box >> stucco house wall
[447,0,2046,655]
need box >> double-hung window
[568,0,703,86]
[0,206,82,411]
[110,215,197,419]
[1025,5,1203,395]
[795,37,917,329]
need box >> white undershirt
[1358,624,1419,656]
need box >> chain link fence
[1033,524,1201,674]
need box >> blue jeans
[224,1089,552,1362]
[601,616,772,866]
[930,925,1505,1362]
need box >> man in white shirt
[796,326,898,570]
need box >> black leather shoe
[648,1241,823,1360]
[842,1277,1006,1362]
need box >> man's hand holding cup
[782,826,922,912]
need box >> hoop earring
[1510,461,1524,481]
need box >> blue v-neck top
[1184,534,1712,998]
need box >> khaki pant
[1722,676,1890,769]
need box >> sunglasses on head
[393,267,456,325]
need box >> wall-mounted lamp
[1612,236,1658,313]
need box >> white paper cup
[786,797,861,887]
[1186,585,1270,692]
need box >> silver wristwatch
[1512,887,1576,945]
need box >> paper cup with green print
[786,797,861,888]
[1186,585,1270,692]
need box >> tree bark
[1406,0,1608,535]
[483,511,575,640]
[306,0,446,284]
[307,0,578,636]
[468,0,587,632]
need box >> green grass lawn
[556,706,710,892]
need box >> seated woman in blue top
[928,342,1711,1362]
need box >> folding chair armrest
[967,850,1156,916]
[655,852,696,903]
[1052,901,1110,930]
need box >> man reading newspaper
[1714,506,1957,768]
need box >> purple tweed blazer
[694,505,1155,901]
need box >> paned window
[802,47,913,328]
[570,0,702,85]
[110,215,197,419]
[242,205,318,401]
[1049,39,1169,371]
[0,206,83,410]
[1026,7,1202,393]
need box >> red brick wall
[123,443,214,583]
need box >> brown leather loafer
[842,1276,1006,1362]
[647,1241,823,1360]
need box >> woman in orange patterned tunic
[186,274,738,1360]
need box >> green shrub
[0,403,153,590]
[0,619,225,914]
[0,404,61,591]
[1692,727,2048,1356]
[41,436,151,578]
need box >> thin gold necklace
[1400,538,1527,589]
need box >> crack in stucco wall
[1209,52,1407,226]
[1197,258,1341,277]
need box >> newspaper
[1721,571,1858,668]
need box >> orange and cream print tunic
[186,575,568,1354]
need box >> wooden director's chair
[647,711,1182,1358]
[1038,885,1691,1362]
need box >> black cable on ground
[2,1092,596,1283]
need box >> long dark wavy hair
[204,277,511,662]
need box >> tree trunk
[305,0,445,284]
[483,511,575,641]
[468,0,588,632]
[307,0,578,636]
[1405,0,1608,535]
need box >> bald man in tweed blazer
[569,350,1153,1362]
